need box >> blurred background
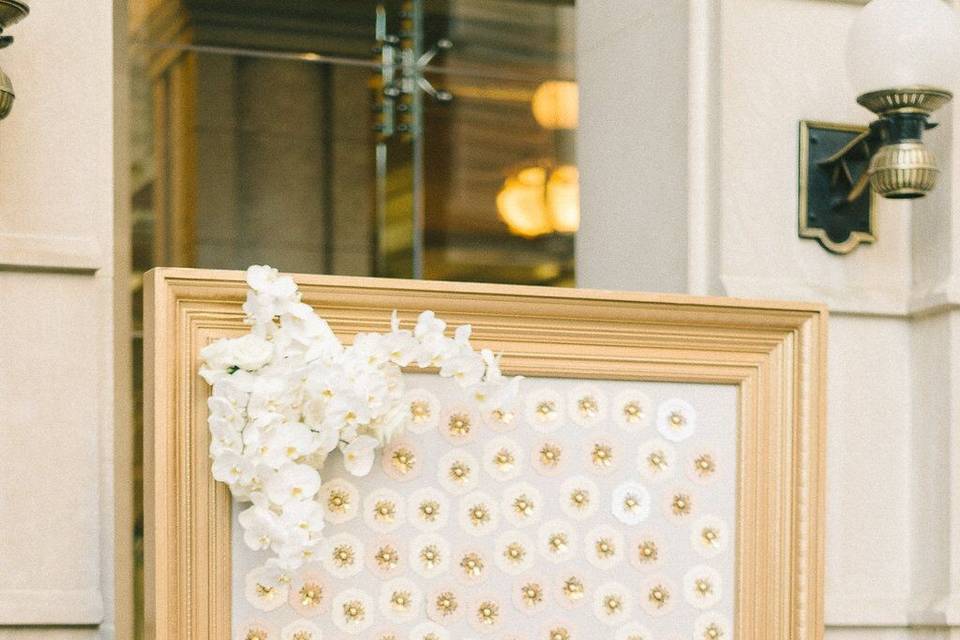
[127,1,576,635]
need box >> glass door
[129,0,576,285]
[128,1,576,634]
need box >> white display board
[232,374,737,640]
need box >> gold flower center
[375,545,399,569]
[562,576,584,600]
[420,545,440,567]
[391,449,415,473]
[343,600,365,622]
[521,582,543,606]
[596,538,615,558]
[410,400,430,422]
[333,545,354,567]
[448,413,471,436]
[460,552,484,576]
[299,582,323,607]
[578,396,598,417]
[649,585,670,608]
[477,601,499,625]
[638,540,658,562]
[435,591,458,615]
[504,542,526,563]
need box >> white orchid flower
[238,504,285,551]
[204,266,522,569]
[264,463,322,505]
[341,435,379,476]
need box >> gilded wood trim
[145,267,827,640]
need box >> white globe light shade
[846,0,960,95]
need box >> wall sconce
[799,0,960,254]
[0,0,28,120]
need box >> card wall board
[144,267,827,640]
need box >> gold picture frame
[144,267,827,640]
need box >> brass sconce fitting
[799,86,952,254]
[857,86,952,198]
[0,0,29,121]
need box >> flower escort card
[231,374,737,640]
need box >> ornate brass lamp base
[0,0,27,120]
[0,0,27,32]
[799,86,953,254]
[857,86,953,116]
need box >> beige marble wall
[576,0,960,638]
[0,0,128,638]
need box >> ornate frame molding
[144,267,827,640]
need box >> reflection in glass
[127,1,575,636]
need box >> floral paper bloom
[363,488,406,534]
[438,449,480,495]
[629,528,668,571]
[199,265,520,569]
[459,491,500,536]
[538,519,577,564]
[280,619,322,640]
[426,585,464,623]
[690,514,729,558]
[615,622,654,640]
[611,481,651,525]
[410,621,451,640]
[332,588,375,634]
[688,449,719,484]
[468,595,503,633]
[592,581,633,626]
[638,574,677,617]
[456,548,488,584]
[244,564,289,612]
[588,439,617,474]
[378,577,423,623]
[613,388,652,430]
[525,388,564,433]
[512,578,548,613]
[381,439,421,482]
[532,440,565,476]
[694,611,731,640]
[322,533,365,579]
[540,622,578,640]
[683,564,722,609]
[320,478,359,524]
[560,475,599,520]
[656,398,697,442]
[408,487,449,532]
[287,570,329,617]
[556,574,588,609]
[635,438,677,483]
[235,619,273,640]
[440,404,479,444]
[482,436,524,482]
[584,524,624,570]
[409,533,451,578]
[662,486,697,522]
[368,539,403,578]
[495,530,536,575]
[568,384,607,428]
[482,394,521,432]
[403,388,440,434]
[502,482,543,528]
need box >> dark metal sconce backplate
[799,120,877,254]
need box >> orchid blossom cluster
[199,265,520,569]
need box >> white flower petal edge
[199,265,522,570]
